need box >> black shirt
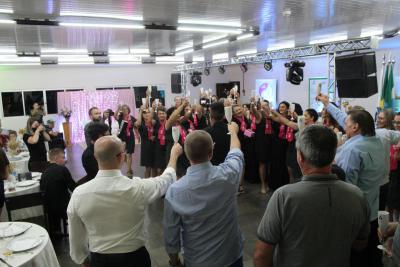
[205,121,230,165]
[40,163,76,216]
[0,150,7,208]
[23,133,47,162]
[82,144,98,181]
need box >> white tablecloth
[1,177,43,222]
[0,222,60,267]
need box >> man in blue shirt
[317,94,386,267]
[164,122,244,267]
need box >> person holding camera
[23,117,51,172]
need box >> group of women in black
[128,94,344,195]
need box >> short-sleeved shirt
[257,174,370,267]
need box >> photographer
[23,117,51,172]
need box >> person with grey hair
[68,135,182,267]
[164,122,244,267]
[254,125,370,267]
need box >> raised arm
[165,101,187,130]
[317,94,346,128]
[270,110,298,130]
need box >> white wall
[0,64,180,131]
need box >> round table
[0,222,60,267]
[1,176,43,222]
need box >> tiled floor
[53,144,272,267]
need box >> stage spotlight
[284,60,305,85]
[264,61,272,71]
[190,72,202,87]
[240,63,248,73]
[218,65,225,74]
[204,67,210,76]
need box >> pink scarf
[265,118,272,135]
[235,116,247,132]
[179,126,187,143]
[250,114,256,131]
[286,127,295,142]
[125,115,132,137]
[158,121,166,146]
[145,122,153,141]
[193,114,198,128]
[278,124,286,139]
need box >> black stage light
[190,72,202,87]
[218,65,225,74]
[264,61,272,71]
[285,60,305,85]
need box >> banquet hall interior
[1,0,400,266]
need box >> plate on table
[15,180,37,187]
[6,237,42,252]
[31,172,41,178]
[0,224,30,238]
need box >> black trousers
[380,182,389,210]
[91,247,151,267]
[350,220,382,267]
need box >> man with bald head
[164,122,245,267]
[68,136,182,267]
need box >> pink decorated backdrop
[57,89,136,143]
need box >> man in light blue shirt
[164,122,244,267]
[318,94,386,267]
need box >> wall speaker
[171,73,182,93]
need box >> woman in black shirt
[117,105,137,176]
[0,149,9,214]
[135,108,156,178]
[23,117,50,172]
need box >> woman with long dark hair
[0,149,9,215]
[154,107,167,176]
[23,117,51,172]
[118,105,137,176]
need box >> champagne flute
[224,106,233,135]
[142,98,146,107]
[172,126,180,143]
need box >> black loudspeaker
[335,53,378,98]
[171,73,182,93]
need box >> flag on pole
[380,63,394,109]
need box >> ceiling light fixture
[178,26,242,34]
[60,11,143,21]
[110,61,141,65]
[0,9,13,14]
[59,22,144,29]
[202,39,229,49]
[175,48,194,56]
[41,48,88,54]
[267,41,295,51]
[130,48,150,54]
[0,48,16,54]
[178,19,241,27]
[309,34,348,45]
[360,28,383,38]
[237,33,255,40]
[236,49,257,56]
[212,53,229,61]
[0,19,15,24]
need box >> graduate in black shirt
[23,117,51,172]
[135,108,156,178]
[41,148,76,234]
[0,150,9,214]
[81,122,109,181]
[205,102,230,165]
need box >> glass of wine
[224,106,233,135]
[172,126,180,143]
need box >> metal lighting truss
[175,37,372,97]
[175,38,371,71]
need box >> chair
[5,191,48,229]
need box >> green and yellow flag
[380,63,394,109]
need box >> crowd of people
[2,90,400,267]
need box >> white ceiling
[0,0,398,64]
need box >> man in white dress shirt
[68,135,182,267]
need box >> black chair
[5,191,48,229]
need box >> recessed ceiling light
[178,19,241,27]
[203,40,229,49]
[60,11,143,21]
[309,34,348,45]
[0,19,15,24]
[213,53,229,61]
[360,28,383,37]
[282,9,292,16]
[178,26,242,34]
[0,8,13,14]
[236,49,257,56]
[41,48,88,54]
[175,48,194,56]
[267,41,295,51]
[59,22,144,29]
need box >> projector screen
[255,79,277,108]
